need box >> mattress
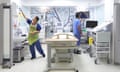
[46,33,78,47]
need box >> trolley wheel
[68,61,71,63]
[76,70,79,72]
[94,59,98,64]
[89,53,93,58]
[9,67,11,69]
[51,58,55,63]
[107,59,110,64]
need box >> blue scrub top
[73,18,81,36]
[27,19,41,31]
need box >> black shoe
[42,54,46,58]
[31,57,36,60]
[74,50,81,54]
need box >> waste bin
[13,46,24,63]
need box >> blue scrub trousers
[74,34,81,46]
[29,40,45,58]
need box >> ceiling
[21,0,101,2]
[21,0,103,6]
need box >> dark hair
[35,16,39,21]
[75,12,80,18]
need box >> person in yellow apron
[20,9,45,59]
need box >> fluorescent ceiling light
[76,6,88,12]
[39,7,50,12]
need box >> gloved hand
[30,32,35,35]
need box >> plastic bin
[13,46,24,63]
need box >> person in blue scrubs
[73,12,82,54]
[20,9,45,60]
[73,12,82,46]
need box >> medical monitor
[86,20,98,28]
[79,11,89,19]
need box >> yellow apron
[28,24,39,45]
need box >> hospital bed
[46,33,79,72]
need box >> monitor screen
[86,21,98,28]
[79,11,89,18]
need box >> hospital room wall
[20,0,100,31]
[11,4,31,37]
[104,0,114,21]
[19,6,31,34]
[88,4,105,25]
[88,0,114,25]
[114,0,120,3]
[0,0,10,4]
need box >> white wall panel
[3,8,10,58]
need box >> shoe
[74,49,81,54]
[31,57,36,60]
[42,54,46,58]
[77,50,81,54]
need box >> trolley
[92,32,111,64]
[46,33,79,72]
